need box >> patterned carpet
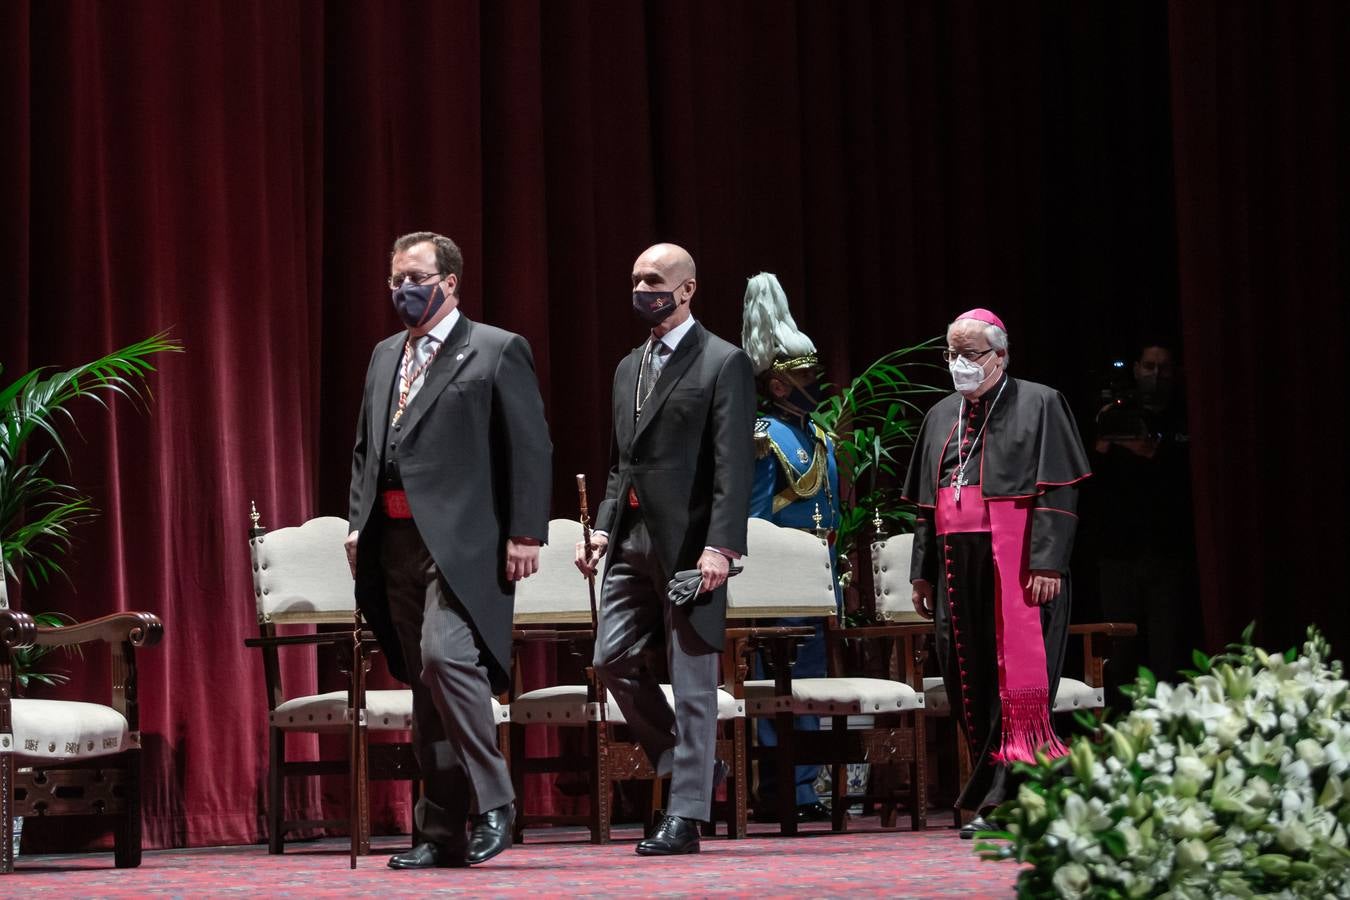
[7,819,1020,897]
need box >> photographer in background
[1091,341,1195,695]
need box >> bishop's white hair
[742,272,817,375]
[948,317,1011,369]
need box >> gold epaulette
[754,418,772,459]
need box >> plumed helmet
[741,272,820,377]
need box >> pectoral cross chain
[952,471,968,503]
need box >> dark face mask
[787,382,827,413]
[391,281,447,328]
[632,290,678,325]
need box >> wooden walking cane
[577,474,613,841]
[576,474,605,723]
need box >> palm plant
[810,337,946,570]
[0,332,181,685]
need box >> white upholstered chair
[1,596,163,874]
[727,518,928,835]
[243,509,499,864]
[509,518,747,842]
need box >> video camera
[1094,359,1149,441]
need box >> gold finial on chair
[812,502,824,535]
[872,507,885,540]
[249,501,267,539]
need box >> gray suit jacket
[348,314,552,689]
[595,321,756,650]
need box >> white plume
[741,272,817,375]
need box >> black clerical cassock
[903,370,1091,812]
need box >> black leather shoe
[751,800,834,824]
[959,815,994,840]
[387,840,468,869]
[636,814,701,856]
[796,801,833,823]
[466,802,515,865]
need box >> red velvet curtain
[1168,1,1349,653]
[4,0,1337,851]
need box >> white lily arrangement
[980,625,1350,898]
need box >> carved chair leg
[732,718,747,839]
[829,715,846,832]
[1,750,14,874]
[510,724,527,844]
[912,712,928,832]
[353,725,371,861]
[648,773,664,832]
[410,779,423,848]
[775,710,797,836]
[593,723,612,845]
[268,727,285,854]
[114,749,143,868]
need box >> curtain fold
[1168,0,1348,653]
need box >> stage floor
[9,817,1020,897]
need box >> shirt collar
[418,306,461,345]
[967,372,1008,409]
[654,315,696,353]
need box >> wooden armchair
[1,605,163,873]
[728,518,929,837]
[508,519,747,843]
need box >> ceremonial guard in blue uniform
[741,272,841,823]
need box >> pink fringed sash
[936,485,1066,765]
[986,498,1067,763]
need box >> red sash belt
[627,486,640,508]
[381,490,413,519]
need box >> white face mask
[949,355,990,394]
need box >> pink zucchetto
[954,308,1006,331]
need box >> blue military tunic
[749,412,842,809]
[750,415,841,593]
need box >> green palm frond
[0,331,182,588]
[0,331,182,469]
[808,337,945,561]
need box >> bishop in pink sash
[901,309,1091,835]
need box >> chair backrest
[512,518,593,625]
[250,516,355,625]
[871,533,924,622]
[727,517,837,620]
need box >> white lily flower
[1052,862,1091,899]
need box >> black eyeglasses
[388,271,444,290]
[941,347,997,363]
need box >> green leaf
[1100,829,1128,859]
[1,331,181,588]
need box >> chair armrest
[1070,622,1139,688]
[1,608,38,650]
[822,620,933,687]
[511,626,595,643]
[1068,622,1139,638]
[724,625,816,644]
[826,622,936,642]
[35,611,163,649]
[244,631,380,649]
